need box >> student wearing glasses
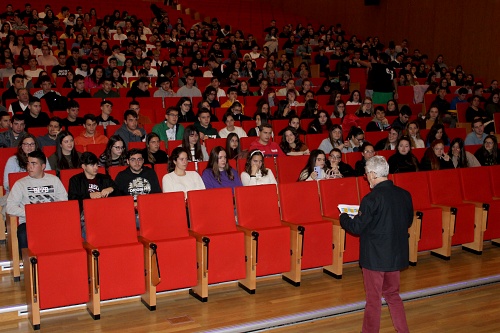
[98,135,128,172]
[175,97,197,122]
[152,107,185,145]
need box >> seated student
[38,117,62,148]
[66,74,91,99]
[307,110,333,134]
[114,110,146,148]
[391,105,412,132]
[278,115,307,135]
[218,113,248,139]
[0,111,11,129]
[180,125,209,161]
[194,108,220,139]
[48,131,81,175]
[432,87,451,115]
[466,95,492,133]
[328,148,355,177]
[447,138,481,168]
[420,139,454,171]
[162,147,206,198]
[319,124,350,153]
[226,133,243,160]
[201,146,243,189]
[248,123,285,157]
[465,118,488,146]
[7,87,31,115]
[61,99,84,129]
[450,87,469,110]
[23,98,51,130]
[98,135,128,171]
[474,135,500,166]
[6,150,67,249]
[226,101,251,121]
[68,152,118,238]
[355,142,376,176]
[115,148,162,206]
[220,87,245,109]
[152,107,185,144]
[175,97,197,123]
[240,149,277,186]
[366,106,391,132]
[425,123,450,147]
[142,132,169,166]
[247,112,270,137]
[74,114,109,148]
[128,100,152,127]
[280,126,310,155]
[127,77,152,98]
[298,149,334,181]
[374,127,402,151]
[33,75,67,112]
[387,136,420,174]
[0,114,27,148]
[92,78,120,98]
[96,100,119,130]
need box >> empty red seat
[318,177,360,278]
[23,201,88,329]
[459,167,500,250]
[84,196,145,318]
[278,181,333,286]
[137,192,197,309]
[427,169,476,259]
[187,188,246,301]
[393,172,444,264]
[234,185,290,292]
[276,155,309,183]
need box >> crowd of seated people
[2,2,500,248]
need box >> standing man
[7,150,68,249]
[355,53,398,104]
[340,156,412,333]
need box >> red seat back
[319,178,359,219]
[84,196,138,247]
[85,143,107,157]
[427,169,463,204]
[276,155,308,183]
[356,176,371,199]
[278,182,323,223]
[393,171,433,209]
[488,165,500,197]
[459,167,492,202]
[235,184,281,229]
[305,133,328,151]
[0,147,17,187]
[138,192,189,240]
[188,188,237,234]
[108,165,128,180]
[26,201,82,254]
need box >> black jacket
[340,180,413,271]
[68,172,118,212]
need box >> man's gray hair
[365,156,389,178]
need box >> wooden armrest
[236,225,255,235]
[462,200,489,210]
[22,248,37,259]
[83,241,98,252]
[322,216,341,226]
[137,236,155,247]
[189,230,207,242]
[431,204,457,214]
[281,220,303,230]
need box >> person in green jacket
[152,106,184,148]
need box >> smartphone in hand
[314,166,322,179]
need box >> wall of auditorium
[267,0,499,83]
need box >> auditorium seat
[427,169,476,259]
[83,196,145,318]
[23,201,88,330]
[278,181,333,286]
[305,133,329,151]
[0,147,17,244]
[137,192,197,309]
[318,177,360,278]
[459,167,500,252]
[234,185,290,292]
[276,155,309,183]
[393,172,444,265]
[187,188,246,301]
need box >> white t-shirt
[240,169,277,186]
[218,126,248,139]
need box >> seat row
[17,166,500,329]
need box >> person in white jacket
[162,147,205,199]
[240,150,277,186]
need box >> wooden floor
[0,244,498,332]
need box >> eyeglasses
[113,146,124,150]
[485,141,494,145]
[129,158,144,163]
[22,143,36,147]
[329,155,342,160]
